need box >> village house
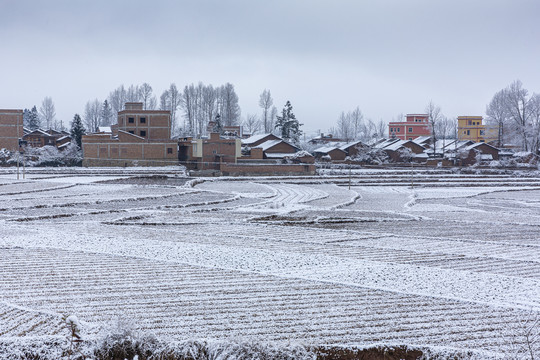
[388,114,431,140]
[22,128,72,149]
[0,109,24,151]
[457,116,497,144]
[82,102,178,166]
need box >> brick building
[178,133,241,170]
[82,102,178,166]
[0,109,24,151]
[388,114,431,140]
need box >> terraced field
[0,167,539,358]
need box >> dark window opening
[128,130,134,134]
[167,147,173,154]
[140,117,146,123]
[408,127,413,133]
[128,117,135,123]
[140,130,146,137]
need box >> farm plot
[0,170,539,358]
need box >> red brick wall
[0,110,23,150]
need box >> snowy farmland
[0,167,539,358]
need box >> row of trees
[84,82,243,137]
[486,80,540,152]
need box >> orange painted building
[457,116,497,143]
[388,114,431,140]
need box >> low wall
[220,163,316,176]
[82,158,178,167]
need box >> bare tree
[269,106,278,135]
[219,83,241,126]
[425,101,443,155]
[182,84,196,135]
[376,119,387,139]
[84,99,101,133]
[168,83,181,136]
[139,83,156,110]
[486,88,510,147]
[350,107,364,140]
[337,111,354,141]
[108,85,126,115]
[39,97,56,129]
[160,89,169,111]
[126,84,140,103]
[243,113,262,135]
[505,80,532,151]
[259,89,274,133]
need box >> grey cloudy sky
[1,0,539,134]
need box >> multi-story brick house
[457,116,497,143]
[0,109,24,151]
[388,114,431,140]
[82,102,178,166]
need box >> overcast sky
[1,0,539,135]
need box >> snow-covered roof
[465,142,498,151]
[264,152,295,158]
[57,142,71,149]
[254,139,282,151]
[98,126,112,133]
[383,140,408,151]
[338,140,365,151]
[412,136,432,146]
[372,138,400,149]
[242,133,278,145]
[314,145,343,154]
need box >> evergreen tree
[101,100,114,126]
[28,106,41,130]
[212,114,223,134]
[23,109,30,128]
[70,114,86,148]
[275,101,302,144]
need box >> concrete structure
[0,109,24,151]
[457,116,497,143]
[82,103,178,166]
[388,114,431,140]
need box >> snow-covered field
[0,167,539,358]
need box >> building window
[128,130,134,134]
[397,128,400,132]
[128,117,135,123]
[408,127,413,133]
[466,130,470,135]
[140,130,146,137]
[167,147,173,154]
[480,130,485,136]
[140,117,146,124]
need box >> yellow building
[457,116,497,143]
